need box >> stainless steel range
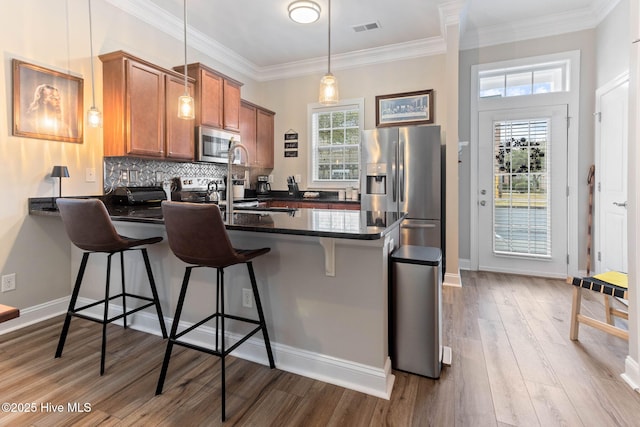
[171,176,224,203]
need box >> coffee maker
[256,175,271,195]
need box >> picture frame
[12,59,83,143]
[375,89,434,128]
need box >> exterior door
[595,77,629,274]
[478,105,568,277]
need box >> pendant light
[319,0,338,104]
[178,0,195,119]
[87,0,101,127]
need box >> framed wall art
[375,89,433,128]
[12,59,83,143]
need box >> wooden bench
[0,304,20,323]
[567,272,628,341]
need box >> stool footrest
[69,294,158,325]
[172,324,264,357]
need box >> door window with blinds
[308,99,364,186]
[492,118,551,257]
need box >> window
[479,61,567,98]
[308,98,364,186]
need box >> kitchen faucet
[226,138,249,220]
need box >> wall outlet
[85,167,96,182]
[268,174,274,183]
[242,288,253,308]
[1,273,16,292]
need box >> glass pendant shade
[87,106,102,127]
[319,73,339,104]
[178,94,195,119]
[288,1,320,24]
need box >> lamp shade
[51,166,70,178]
[288,1,321,24]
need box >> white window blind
[493,118,551,257]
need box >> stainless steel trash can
[390,245,442,378]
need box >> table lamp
[51,165,70,199]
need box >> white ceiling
[105,0,620,81]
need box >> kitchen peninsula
[29,198,403,398]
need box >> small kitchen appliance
[256,175,271,195]
[170,176,224,203]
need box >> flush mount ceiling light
[288,1,321,24]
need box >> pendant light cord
[183,0,188,92]
[327,0,331,74]
[88,0,96,108]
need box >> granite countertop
[29,197,402,241]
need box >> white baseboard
[444,272,462,287]
[0,296,69,335]
[622,356,640,393]
[1,297,394,399]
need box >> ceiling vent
[352,21,381,33]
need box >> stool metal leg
[220,267,226,422]
[120,251,127,330]
[141,248,168,338]
[247,262,275,369]
[156,267,192,395]
[101,253,114,375]
[55,252,90,358]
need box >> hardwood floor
[1,271,639,426]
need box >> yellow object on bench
[567,272,628,341]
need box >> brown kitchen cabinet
[100,51,195,160]
[240,100,275,168]
[329,202,360,210]
[178,63,243,132]
[165,74,195,160]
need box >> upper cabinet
[100,51,195,160]
[240,100,275,168]
[176,63,243,133]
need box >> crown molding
[460,0,621,51]
[257,37,446,82]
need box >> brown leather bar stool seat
[55,198,168,375]
[156,201,275,422]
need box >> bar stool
[156,201,275,422]
[55,198,168,375]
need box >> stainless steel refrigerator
[361,125,442,249]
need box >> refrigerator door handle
[401,222,437,229]
[400,140,405,202]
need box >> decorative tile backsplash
[103,157,270,193]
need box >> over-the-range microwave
[196,126,241,163]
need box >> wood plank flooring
[1,271,639,426]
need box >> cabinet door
[127,60,164,157]
[165,75,195,160]
[256,109,275,168]
[200,69,223,128]
[223,79,241,132]
[240,102,258,165]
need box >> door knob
[480,200,486,206]
[613,201,628,208]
